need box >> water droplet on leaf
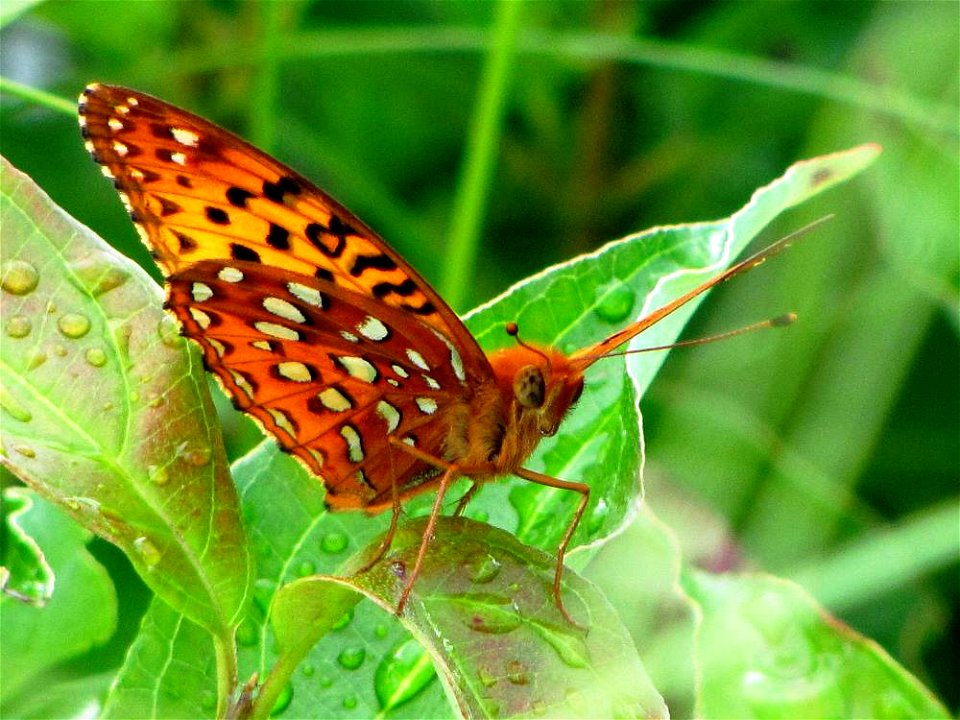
[341,695,357,710]
[6,316,31,338]
[1,260,39,295]
[462,552,501,584]
[296,560,316,577]
[57,313,91,339]
[1,386,32,422]
[270,683,293,716]
[148,465,169,486]
[133,536,161,568]
[337,646,366,670]
[374,638,436,711]
[505,659,530,685]
[594,283,636,324]
[85,347,108,367]
[321,531,348,554]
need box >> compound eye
[513,364,545,408]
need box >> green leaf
[0,157,253,638]
[101,599,219,719]
[270,517,667,720]
[684,570,950,719]
[1,486,54,605]
[0,488,116,706]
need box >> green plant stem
[0,76,75,116]
[249,0,283,151]
[440,0,522,310]
[788,500,960,611]
[213,629,239,719]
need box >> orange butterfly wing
[79,83,492,510]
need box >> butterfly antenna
[597,312,797,360]
[505,322,553,369]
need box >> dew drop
[341,696,357,710]
[477,667,497,688]
[133,536,161,568]
[337,646,366,670]
[505,659,530,685]
[53,344,68,357]
[148,465,170,486]
[1,386,32,422]
[593,283,635,324]
[301,663,315,677]
[321,531,348,554]
[183,445,212,466]
[462,552,501,584]
[332,607,354,631]
[6,316,31,338]
[26,350,47,370]
[374,638,436,711]
[318,674,333,689]
[296,560,316,577]
[236,620,258,646]
[374,623,389,639]
[72,259,129,297]
[85,347,108,367]
[269,683,293,716]
[57,313,91,339]
[13,445,36,458]
[46,300,57,314]
[1,260,39,295]
[456,597,522,634]
[253,578,277,614]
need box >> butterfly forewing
[79,83,491,509]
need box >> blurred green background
[2,0,956,713]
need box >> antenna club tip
[505,321,519,336]
[773,312,798,327]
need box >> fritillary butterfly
[79,83,798,625]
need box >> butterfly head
[489,328,585,438]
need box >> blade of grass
[441,0,523,310]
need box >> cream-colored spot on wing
[254,321,300,341]
[357,315,389,342]
[218,266,244,283]
[340,425,364,462]
[406,349,429,371]
[276,361,313,383]
[336,356,377,383]
[415,397,438,415]
[287,282,324,308]
[171,127,200,147]
[263,296,306,324]
[318,387,352,412]
[268,408,297,437]
[376,401,401,433]
[189,307,212,329]
[191,282,213,302]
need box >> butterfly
[78,82,799,626]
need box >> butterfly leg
[355,494,403,575]
[396,464,459,615]
[453,481,482,516]
[515,467,590,629]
